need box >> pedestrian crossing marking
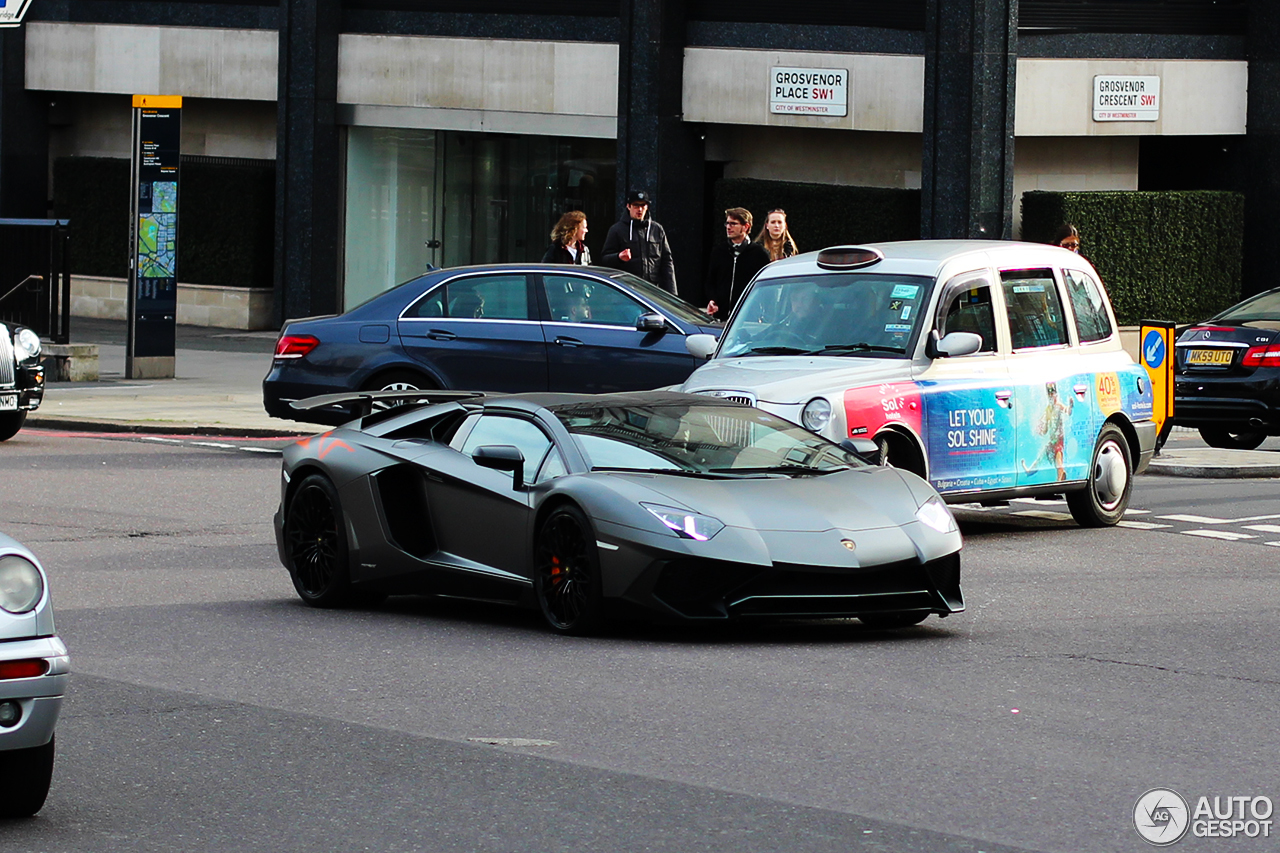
[1158,514,1231,524]
[1012,510,1074,521]
[1117,520,1172,530]
[1243,524,1280,534]
[1181,530,1257,541]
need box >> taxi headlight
[13,327,40,362]
[801,397,832,432]
[916,496,958,534]
[642,504,725,541]
[0,555,44,614]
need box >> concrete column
[274,0,341,325]
[0,27,49,218]
[921,0,1017,240]
[617,0,705,298]
[1243,0,1280,296]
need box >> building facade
[0,0,1270,325]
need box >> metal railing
[0,219,71,345]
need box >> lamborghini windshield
[718,273,935,358]
[552,401,864,475]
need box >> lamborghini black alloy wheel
[284,474,353,607]
[534,506,603,635]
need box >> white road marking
[1234,513,1280,523]
[1158,514,1232,524]
[240,447,281,454]
[1122,508,1151,515]
[1268,542,1280,548]
[1243,524,1280,534]
[189,441,234,448]
[1012,498,1065,506]
[1181,530,1257,541]
[1117,521,1172,530]
[466,737,557,747]
[138,436,182,443]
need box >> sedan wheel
[534,505,604,635]
[284,474,359,607]
[0,736,54,817]
[1066,424,1132,527]
[0,410,27,442]
[362,370,436,412]
[1199,427,1267,450]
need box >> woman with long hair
[542,211,592,265]
[754,208,799,262]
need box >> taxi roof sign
[816,246,883,270]
[0,0,35,27]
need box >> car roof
[756,239,1081,281]
[481,389,745,414]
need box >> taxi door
[916,270,1021,495]
[999,267,1094,489]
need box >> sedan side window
[1001,269,1069,350]
[543,275,647,327]
[459,415,554,485]
[407,275,531,320]
[1063,269,1114,343]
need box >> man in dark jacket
[705,207,770,320]
[600,190,678,294]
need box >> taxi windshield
[718,273,935,358]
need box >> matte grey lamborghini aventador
[274,390,964,634]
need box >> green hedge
[1021,190,1244,325]
[713,178,920,255]
[53,156,276,289]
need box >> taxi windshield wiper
[816,342,906,355]
[745,345,812,355]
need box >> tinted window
[459,415,553,485]
[608,271,717,325]
[407,275,530,320]
[1063,269,1113,343]
[937,274,997,353]
[1001,269,1068,349]
[543,275,647,326]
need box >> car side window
[407,275,531,320]
[937,274,997,353]
[543,275,646,327]
[458,415,554,485]
[1063,269,1114,343]
[1001,269,1069,350]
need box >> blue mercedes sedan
[263,264,722,424]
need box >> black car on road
[1175,288,1280,449]
[263,264,721,425]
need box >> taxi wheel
[1199,427,1266,450]
[0,736,54,817]
[1067,424,1132,527]
[875,431,927,479]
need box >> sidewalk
[24,319,1280,475]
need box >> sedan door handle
[426,329,457,341]
[554,336,584,348]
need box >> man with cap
[600,190,678,294]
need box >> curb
[1144,460,1280,479]
[26,416,312,439]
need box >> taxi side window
[458,414,555,485]
[1063,269,1114,343]
[939,281,997,353]
[1001,269,1068,350]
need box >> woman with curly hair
[754,208,799,262]
[542,211,592,265]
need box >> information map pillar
[127,94,181,380]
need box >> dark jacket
[600,215,677,294]
[541,241,591,266]
[705,239,770,320]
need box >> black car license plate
[0,394,16,411]
[1185,348,1234,367]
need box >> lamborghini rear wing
[291,389,486,419]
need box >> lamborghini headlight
[915,496,957,534]
[0,555,44,614]
[13,327,40,362]
[642,504,725,541]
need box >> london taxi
[679,240,1160,526]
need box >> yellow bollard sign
[1139,320,1176,442]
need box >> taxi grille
[0,327,14,387]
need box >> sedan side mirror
[928,330,983,358]
[685,333,718,360]
[472,444,525,489]
[636,312,668,333]
[839,437,880,463]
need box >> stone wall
[71,276,275,330]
